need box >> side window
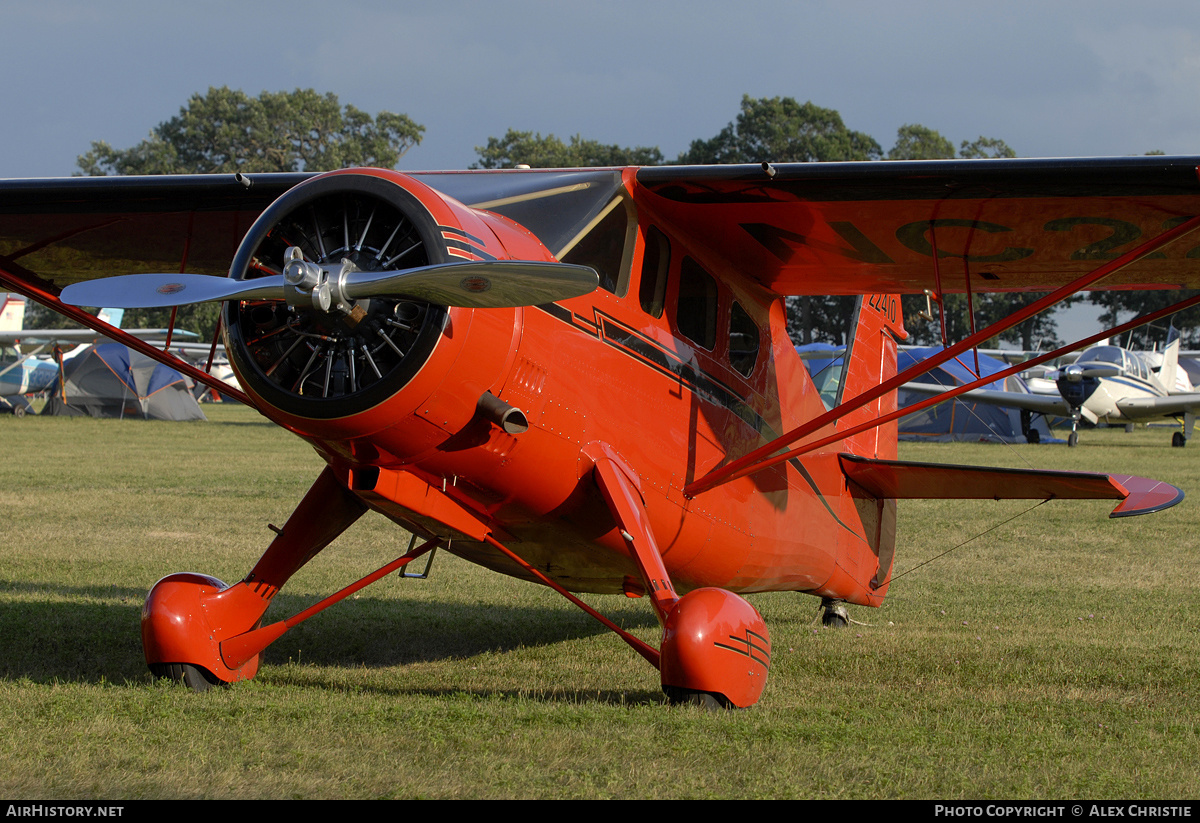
[638,226,669,318]
[677,257,717,350]
[729,301,759,377]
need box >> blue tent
[42,343,205,421]
[796,343,1050,443]
[896,346,1049,443]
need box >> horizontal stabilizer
[839,454,1183,518]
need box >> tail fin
[837,294,906,460]
[1160,338,1182,393]
[829,295,905,607]
[0,294,26,332]
[96,308,124,329]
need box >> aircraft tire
[1173,432,1187,448]
[150,662,223,692]
[662,686,732,711]
[822,611,849,628]
[12,405,24,418]
[820,598,849,628]
[1068,432,1079,447]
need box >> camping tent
[896,346,1050,443]
[42,343,205,421]
[796,343,1051,443]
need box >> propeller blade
[60,260,598,311]
[343,261,598,308]
[61,273,285,310]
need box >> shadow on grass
[262,664,668,707]
[0,581,660,686]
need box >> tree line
[66,87,1193,350]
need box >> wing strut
[685,213,1200,496]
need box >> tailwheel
[149,662,223,692]
[820,597,849,628]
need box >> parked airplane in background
[906,340,1200,446]
[3,157,1200,707]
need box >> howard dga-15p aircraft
[2,157,1199,707]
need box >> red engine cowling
[221,169,556,451]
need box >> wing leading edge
[840,454,1183,518]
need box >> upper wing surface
[634,157,1200,295]
[6,160,1200,302]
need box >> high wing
[634,157,1200,295]
[5,158,1200,300]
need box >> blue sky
[4,0,1199,177]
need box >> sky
[5,0,1200,178]
[4,0,1200,340]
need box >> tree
[76,87,424,175]
[1089,289,1200,349]
[958,136,1016,159]
[901,293,1072,351]
[471,129,663,169]
[887,124,955,160]
[676,95,882,165]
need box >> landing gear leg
[143,467,367,688]
[1021,410,1040,444]
[1068,408,1081,448]
[588,444,770,708]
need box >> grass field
[1,404,1198,799]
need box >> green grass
[1,406,1198,798]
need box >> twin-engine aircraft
[2,158,1200,707]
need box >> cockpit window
[558,196,635,296]
[1078,346,1123,366]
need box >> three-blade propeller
[59,257,599,312]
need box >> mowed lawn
[0,404,1197,799]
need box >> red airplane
[3,158,1200,708]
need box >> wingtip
[1108,474,1186,518]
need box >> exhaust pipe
[477,391,529,434]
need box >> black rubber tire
[150,662,223,692]
[822,610,850,628]
[663,686,733,711]
[1068,431,1079,447]
[1173,432,1187,448]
